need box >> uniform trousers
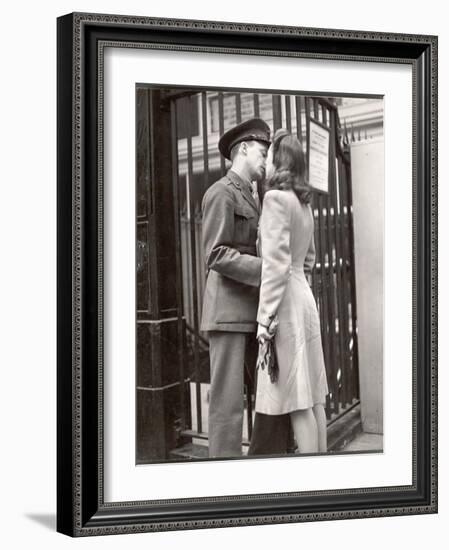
[208,331,292,458]
[208,332,247,457]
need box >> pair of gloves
[256,317,279,383]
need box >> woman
[255,128,329,453]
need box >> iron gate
[136,87,361,459]
[166,89,360,450]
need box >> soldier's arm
[202,185,261,287]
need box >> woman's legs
[290,408,318,453]
[290,404,328,453]
[312,403,327,452]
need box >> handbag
[256,317,279,383]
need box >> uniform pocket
[217,276,258,324]
[234,205,255,243]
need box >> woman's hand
[257,323,272,342]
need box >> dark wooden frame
[57,12,438,536]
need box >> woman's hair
[266,128,311,204]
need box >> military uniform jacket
[200,170,262,332]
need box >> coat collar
[227,170,260,214]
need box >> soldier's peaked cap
[218,118,271,160]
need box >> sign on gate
[308,118,330,193]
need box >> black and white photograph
[52,8,437,539]
[135,87,385,463]
[1,0,445,545]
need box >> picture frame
[57,12,437,536]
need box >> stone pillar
[351,138,384,435]
[136,87,189,462]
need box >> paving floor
[188,383,383,454]
[343,432,383,452]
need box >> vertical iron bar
[317,98,339,415]
[322,118,340,416]
[305,97,311,155]
[319,199,333,419]
[201,92,209,193]
[187,95,203,433]
[285,95,292,132]
[180,209,191,327]
[199,92,210,328]
[319,100,339,414]
[307,97,318,298]
[235,93,242,124]
[170,99,187,430]
[310,75,320,308]
[344,154,360,400]
[308,100,318,345]
[329,107,348,408]
[311,209,319,301]
[340,149,357,403]
[295,96,302,143]
[321,104,327,125]
[218,92,226,176]
[325,198,340,416]
[253,93,260,118]
[196,218,205,318]
[313,97,319,119]
[272,95,282,131]
[337,153,352,406]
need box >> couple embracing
[201,118,329,459]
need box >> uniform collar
[227,169,251,190]
[227,169,260,214]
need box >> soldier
[201,118,290,458]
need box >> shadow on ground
[25,513,56,531]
